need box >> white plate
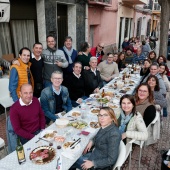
[69,110,81,117]
[89,93,101,99]
[40,130,56,141]
[90,108,100,115]
[63,141,80,153]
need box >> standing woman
[119,94,148,143]
[135,83,156,127]
[117,52,126,71]
[69,107,121,170]
[77,42,92,70]
[148,51,157,63]
[146,75,167,108]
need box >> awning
[0,0,10,22]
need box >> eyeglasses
[52,78,62,80]
[138,89,148,94]
[97,114,109,118]
[98,45,104,49]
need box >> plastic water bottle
[81,100,86,119]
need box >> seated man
[10,84,45,145]
[132,47,146,64]
[40,71,72,124]
[98,52,119,85]
[125,48,133,64]
[64,62,87,107]
[9,47,34,102]
[83,57,103,96]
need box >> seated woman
[118,94,148,143]
[135,83,156,127]
[69,107,121,170]
[147,51,157,63]
[117,52,126,71]
[140,59,152,82]
[146,75,167,108]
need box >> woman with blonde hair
[69,107,121,170]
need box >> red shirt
[10,97,45,139]
[90,47,103,64]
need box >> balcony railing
[88,0,112,7]
[153,3,161,10]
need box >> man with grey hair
[40,70,72,125]
[83,57,103,96]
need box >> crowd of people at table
[6,35,170,170]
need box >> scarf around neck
[136,98,152,117]
[63,46,73,64]
[119,110,133,134]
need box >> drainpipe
[85,3,88,42]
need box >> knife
[70,138,81,147]
[56,157,60,170]
[71,140,81,149]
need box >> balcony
[88,0,112,7]
[122,0,147,6]
[152,3,161,16]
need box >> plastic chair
[131,111,160,168]
[0,79,14,120]
[125,139,135,170]
[113,140,126,170]
[0,138,7,158]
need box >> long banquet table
[0,68,142,170]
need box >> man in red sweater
[10,84,45,144]
[90,42,105,64]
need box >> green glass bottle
[16,138,26,164]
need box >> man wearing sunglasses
[90,42,105,64]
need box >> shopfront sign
[0,0,10,22]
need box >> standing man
[10,84,45,144]
[12,43,44,98]
[40,71,72,125]
[90,42,105,63]
[60,36,78,82]
[83,57,103,96]
[42,35,68,87]
[98,53,119,85]
[9,47,34,102]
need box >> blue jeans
[69,152,92,170]
[43,80,52,88]
[18,129,41,145]
[163,107,168,117]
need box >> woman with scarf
[135,83,156,127]
[118,94,148,144]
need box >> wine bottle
[101,89,105,98]
[16,138,26,164]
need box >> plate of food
[97,97,109,104]
[68,121,88,129]
[90,94,101,99]
[90,108,100,115]
[63,141,80,152]
[40,130,56,141]
[30,146,56,165]
[89,121,100,129]
[108,104,119,109]
[69,110,81,117]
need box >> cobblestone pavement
[0,110,170,169]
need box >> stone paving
[0,109,170,169]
